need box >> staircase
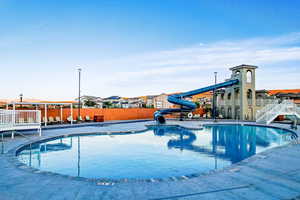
[256,100,300,124]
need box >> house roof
[268,89,300,95]
[104,96,121,100]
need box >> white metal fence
[256,98,279,107]
[256,100,300,124]
[256,99,280,121]
[0,109,41,136]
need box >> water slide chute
[154,79,239,123]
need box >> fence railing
[256,100,300,124]
[256,99,279,120]
[0,109,41,136]
[256,98,279,107]
[14,110,41,125]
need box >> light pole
[77,68,82,121]
[213,72,217,122]
[19,93,23,108]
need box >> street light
[213,72,217,122]
[19,93,23,108]
[77,68,82,121]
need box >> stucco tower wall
[230,65,257,120]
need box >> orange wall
[41,108,205,121]
[42,108,157,121]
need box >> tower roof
[230,64,258,71]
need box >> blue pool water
[17,125,292,180]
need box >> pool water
[17,125,292,180]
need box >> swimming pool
[17,124,293,181]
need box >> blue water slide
[154,79,239,123]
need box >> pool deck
[1,120,300,200]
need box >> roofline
[230,64,258,71]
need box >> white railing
[14,110,41,125]
[0,110,14,131]
[256,100,300,124]
[256,99,279,120]
[256,98,279,107]
[0,109,41,136]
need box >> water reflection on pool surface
[17,124,291,180]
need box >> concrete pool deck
[1,120,300,200]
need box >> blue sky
[1,0,300,100]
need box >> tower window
[227,93,231,100]
[246,70,252,83]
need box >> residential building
[144,95,157,108]
[268,89,300,105]
[103,96,122,108]
[80,95,103,108]
[121,97,144,108]
[153,93,174,109]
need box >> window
[228,107,232,118]
[221,93,224,100]
[227,93,231,100]
[234,88,239,100]
[247,89,253,105]
[246,70,252,83]
[247,89,252,99]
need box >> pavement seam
[148,184,252,200]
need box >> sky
[1,0,300,100]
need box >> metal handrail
[0,109,41,154]
[1,131,33,154]
[256,99,280,120]
[256,100,299,124]
[13,131,32,141]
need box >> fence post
[38,111,42,136]
[12,109,15,129]
[45,104,48,126]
